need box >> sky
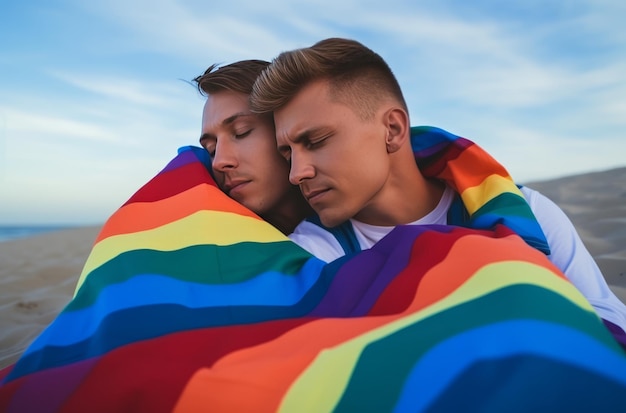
[1,0,624,225]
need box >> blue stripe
[9,271,338,380]
[392,320,626,412]
[22,257,325,354]
[471,213,550,254]
[410,126,459,152]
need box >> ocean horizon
[0,225,80,243]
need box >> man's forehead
[202,110,252,130]
[275,123,332,148]
[202,94,255,126]
[275,79,344,147]
[274,108,310,142]
[203,91,248,115]
[274,124,294,145]
[273,107,299,144]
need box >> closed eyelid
[199,135,217,157]
[290,126,331,146]
[199,133,215,146]
[277,144,291,158]
[234,128,253,137]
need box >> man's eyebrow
[223,112,254,125]
[199,112,256,145]
[289,126,328,144]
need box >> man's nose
[288,150,315,185]
[212,139,238,171]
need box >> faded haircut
[193,59,270,96]
[250,38,408,120]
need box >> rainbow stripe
[1,144,625,413]
[411,126,550,254]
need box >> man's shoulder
[289,219,351,263]
[518,185,561,215]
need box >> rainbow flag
[1,143,626,412]
[412,126,550,253]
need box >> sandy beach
[525,166,626,301]
[0,226,101,368]
[1,167,625,370]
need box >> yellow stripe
[74,210,287,294]
[278,261,594,412]
[460,174,523,215]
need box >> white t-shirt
[289,185,626,331]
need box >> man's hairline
[268,76,383,123]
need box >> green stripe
[334,284,619,412]
[69,241,311,310]
[473,192,536,219]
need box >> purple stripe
[7,357,99,413]
[452,136,473,149]
[350,228,418,315]
[603,319,626,351]
[413,137,473,160]
[350,225,457,315]
[309,250,386,317]
[161,149,198,173]
[310,227,427,317]
[413,141,449,159]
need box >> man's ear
[383,107,409,153]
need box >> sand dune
[1,166,625,369]
[524,166,626,298]
[0,226,101,367]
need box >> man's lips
[303,188,330,203]
[224,180,250,195]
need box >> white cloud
[1,0,624,224]
[69,0,293,62]
[2,107,124,144]
[48,72,181,106]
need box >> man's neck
[354,175,446,227]
[263,191,313,235]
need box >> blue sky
[1,0,624,225]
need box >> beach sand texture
[1,167,625,369]
[525,166,626,301]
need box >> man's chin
[230,194,253,211]
[317,210,349,228]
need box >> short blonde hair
[250,38,408,120]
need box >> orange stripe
[172,319,392,412]
[95,183,260,243]
[172,368,280,412]
[412,229,565,310]
[439,144,512,192]
[173,230,564,410]
[372,227,562,315]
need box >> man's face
[200,91,293,216]
[274,79,392,227]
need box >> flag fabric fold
[1,144,625,413]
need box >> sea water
[0,226,73,243]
